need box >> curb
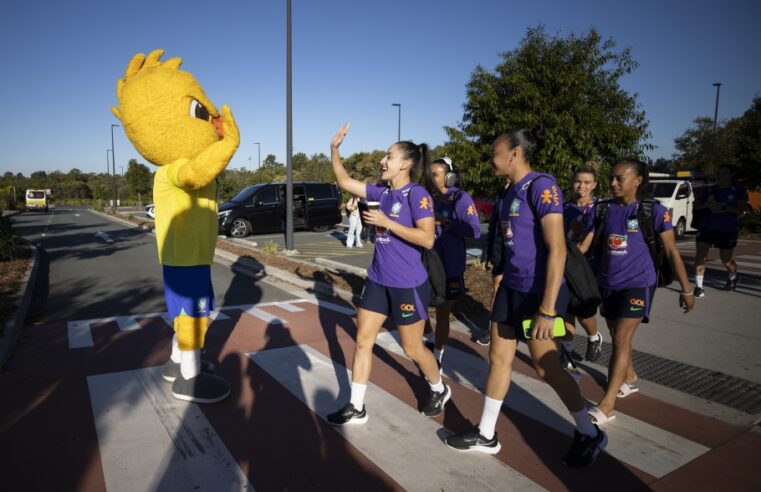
[0,243,39,369]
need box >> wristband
[539,312,557,321]
[680,290,694,296]
[539,306,557,318]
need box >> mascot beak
[212,116,224,140]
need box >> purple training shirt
[365,183,435,288]
[433,187,482,278]
[595,200,673,290]
[499,172,564,294]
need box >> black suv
[218,182,342,237]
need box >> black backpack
[592,199,674,288]
[404,185,447,306]
[526,177,601,318]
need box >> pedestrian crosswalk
[675,239,761,276]
[62,297,744,490]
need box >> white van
[650,174,702,238]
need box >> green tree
[673,116,738,173]
[734,96,761,188]
[125,159,153,203]
[445,25,650,197]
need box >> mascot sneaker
[162,359,217,383]
[171,372,230,404]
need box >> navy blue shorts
[445,275,465,300]
[163,265,215,320]
[358,278,431,326]
[696,229,738,249]
[490,283,569,341]
[600,285,656,323]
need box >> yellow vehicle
[25,189,49,211]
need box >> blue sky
[1,0,759,176]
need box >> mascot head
[111,49,224,167]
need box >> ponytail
[495,124,547,166]
[395,141,430,181]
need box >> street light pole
[110,124,119,211]
[285,0,294,251]
[392,103,401,141]
[106,149,112,175]
[254,142,261,170]
[712,82,722,133]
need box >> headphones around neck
[440,157,458,188]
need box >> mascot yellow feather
[112,49,239,403]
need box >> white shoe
[346,244,353,248]
[357,242,364,248]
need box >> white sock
[170,334,181,363]
[571,409,597,438]
[180,349,201,379]
[696,275,704,288]
[478,396,503,440]
[429,378,445,393]
[729,271,737,280]
[434,347,444,363]
[588,332,601,342]
[350,382,367,411]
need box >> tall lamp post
[392,103,401,141]
[110,124,119,211]
[254,142,261,170]
[712,82,722,133]
[106,149,112,175]
[285,0,294,251]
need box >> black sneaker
[722,274,740,291]
[585,334,603,363]
[171,372,230,404]
[694,286,705,298]
[445,426,501,454]
[476,332,491,346]
[421,384,451,417]
[161,359,217,383]
[562,425,608,468]
[327,403,368,426]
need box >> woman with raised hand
[445,126,607,468]
[326,123,451,425]
[423,157,481,368]
[586,159,694,425]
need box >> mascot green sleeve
[112,49,240,403]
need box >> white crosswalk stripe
[249,344,545,491]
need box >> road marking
[67,320,95,349]
[95,231,114,243]
[303,298,357,316]
[240,306,284,324]
[249,345,543,491]
[88,367,253,492]
[274,302,304,312]
[373,331,709,478]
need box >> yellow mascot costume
[112,49,240,403]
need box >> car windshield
[229,184,264,203]
[27,191,45,199]
[652,182,676,199]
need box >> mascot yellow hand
[111,49,237,403]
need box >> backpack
[592,199,674,288]
[405,185,447,307]
[526,176,602,318]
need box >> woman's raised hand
[331,122,351,149]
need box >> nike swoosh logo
[629,307,643,311]
[401,312,415,318]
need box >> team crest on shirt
[198,297,208,312]
[626,218,639,232]
[389,202,403,218]
[509,198,521,216]
[608,234,628,255]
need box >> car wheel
[478,211,485,223]
[676,218,686,238]
[229,218,252,238]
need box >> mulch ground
[0,243,33,333]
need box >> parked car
[472,196,495,223]
[145,204,155,220]
[651,177,703,238]
[218,182,342,237]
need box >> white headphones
[440,157,458,188]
